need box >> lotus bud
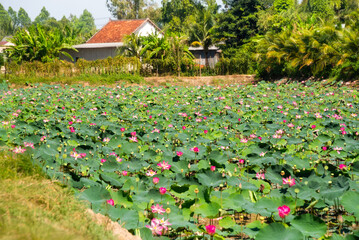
[194,188,199,194]
[166,208,171,214]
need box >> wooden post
[199,55,201,77]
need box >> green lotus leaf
[256,223,303,240]
[341,191,359,218]
[219,216,235,229]
[196,171,225,187]
[291,214,327,238]
[194,202,220,218]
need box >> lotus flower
[151,204,165,215]
[106,199,114,206]
[205,225,216,236]
[278,205,290,218]
[282,176,295,187]
[159,187,167,195]
[153,177,159,184]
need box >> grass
[0,151,117,240]
[2,73,144,87]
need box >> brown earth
[143,74,256,86]
[87,209,141,240]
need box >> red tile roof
[0,41,9,46]
[87,19,148,43]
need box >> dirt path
[144,74,256,86]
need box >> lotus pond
[0,81,358,239]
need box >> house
[0,37,15,53]
[66,18,221,68]
[189,46,221,68]
[66,18,163,61]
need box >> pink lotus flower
[311,125,316,129]
[182,126,186,130]
[131,131,136,136]
[70,151,83,160]
[191,147,199,153]
[129,136,138,142]
[339,164,347,170]
[153,177,159,184]
[68,121,73,125]
[24,142,35,149]
[204,130,208,134]
[122,171,128,176]
[282,176,296,187]
[103,137,110,143]
[157,161,171,170]
[146,218,164,235]
[239,159,245,164]
[146,169,157,176]
[120,128,125,132]
[158,218,172,230]
[278,205,290,218]
[151,204,166,215]
[322,146,327,151]
[176,151,183,157]
[159,187,167,195]
[13,146,26,154]
[238,118,241,122]
[101,159,106,163]
[69,127,75,133]
[11,125,15,128]
[107,199,115,206]
[256,172,265,180]
[210,166,216,172]
[205,225,216,236]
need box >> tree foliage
[214,0,264,54]
[106,0,160,21]
[18,8,31,28]
[6,24,76,63]
[34,7,50,25]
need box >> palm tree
[189,0,218,67]
[117,33,144,59]
[167,32,194,77]
[141,33,169,60]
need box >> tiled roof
[0,41,7,46]
[87,19,148,43]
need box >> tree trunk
[204,46,209,68]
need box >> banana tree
[6,24,76,63]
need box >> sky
[2,0,224,29]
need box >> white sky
[2,0,224,29]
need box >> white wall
[135,22,163,37]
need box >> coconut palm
[189,0,218,67]
[167,32,194,77]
